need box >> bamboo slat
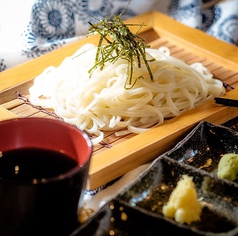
[1,11,238,189]
[0,105,18,121]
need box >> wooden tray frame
[1,11,238,189]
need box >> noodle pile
[29,43,225,144]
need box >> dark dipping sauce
[0,147,85,235]
[0,148,78,181]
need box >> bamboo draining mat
[1,11,238,189]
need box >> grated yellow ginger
[162,175,203,225]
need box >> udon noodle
[29,43,225,144]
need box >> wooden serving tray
[1,11,238,190]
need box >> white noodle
[29,43,226,144]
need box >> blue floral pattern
[22,22,66,59]
[0,59,6,72]
[201,7,215,31]
[76,0,113,24]
[209,4,221,25]
[218,15,238,44]
[22,0,137,60]
[113,7,136,20]
[22,0,75,59]
[75,0,136,23]
[0,0,238,73]
[31,0,75,39]
[168,0,202,28]
[207,5,238,44]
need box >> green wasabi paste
[217,153,238,181]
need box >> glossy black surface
[164,121,238,185]
[70,197,201,236]
[71,120,238,236]
[223,116,238,132]
[72,157,238,236]
[117,157,238,236]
